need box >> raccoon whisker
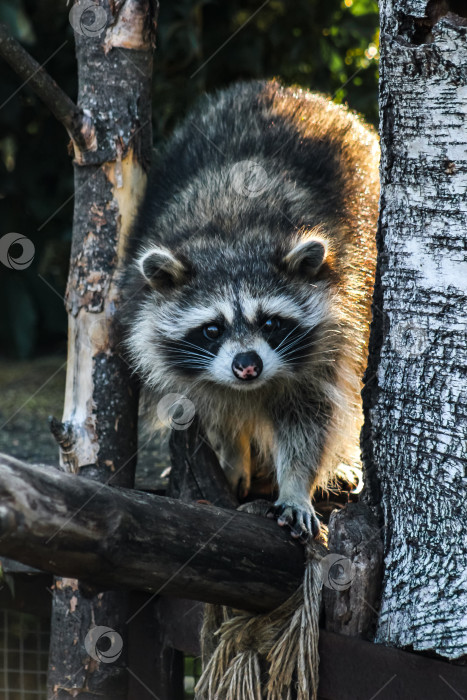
[166,351,212,361]
[274,324,303,351]
[278,328,341,356]
[281,342,338,357]
[278,333,307,355]
[277,330,315,356]
[281,353,336,365]
[175,339,217,357]
[170,363,210,368]
[176,338,213,349]
[276,326,312,349]
[278,331,312,351]
[165,348,211,358]
[164,358,212,369]
[286,347,336,358]
[165,354,212,366]
[167,353,212,364]
[166,340,216,358]
[279,343,338,361]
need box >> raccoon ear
[282,238,327,277]
[138,246,187,289]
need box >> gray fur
[120,80,379,539]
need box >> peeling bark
[104,0,157,51]
[362,0,467,660]
[46,2,157,697]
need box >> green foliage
[0,0,378,358]
[153,0,378,144]
[0,0,75,358]
[184,655,203,697]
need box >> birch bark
[362,0,467,660]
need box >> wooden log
[168,416,238,509]
[0,453,304,613]
[323,503,383,639]
[0,0,158,695]
[149,417,234,697]
[47,583,129,700]
[152,603,185,700]
[127,402,231,698]
[42,1,156,695]
[127,592,185,700]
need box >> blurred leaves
[152,0,379,143]
[0,0,378,358]
[0,0,36,44]
[0,0,75,358]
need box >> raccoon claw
[269,501,321,541]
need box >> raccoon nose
[232,351,263,381]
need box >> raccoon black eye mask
[121,79,379,540]
[160,313,318,383]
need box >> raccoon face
[211,312,321,389]
[158,299,323,391]
[129,236,332,393]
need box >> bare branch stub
[0,22,95,154]
[168,416,238,508]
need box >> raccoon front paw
[268,500,321,541]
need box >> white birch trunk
[362,0,467,659]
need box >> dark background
[0,0,378,359]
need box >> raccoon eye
[264,317,281,332]
[203,324,222,340]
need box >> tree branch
[0,453,307,613]
[0,23,95,154]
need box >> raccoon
[121,80,379,540]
